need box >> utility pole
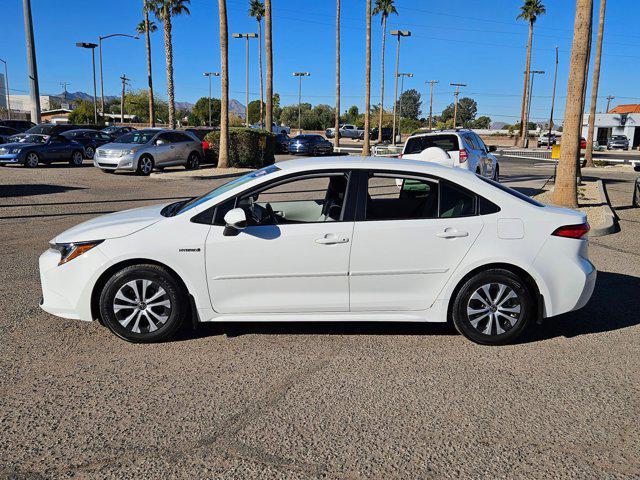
[426,80,439,130]
[0,59,11,120]
[293,72,310,134]
[390,30,410,145]
[396,73,413,143]
[450,83,467,129]
[525,70,545,147]
[23,0,41,123]
[605,95,615,113]
[547,46,559,149]
[120,74,130,124]
[203,72,220,126]
[60,82,70,104]
[232,33,258,127]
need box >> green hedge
[203,128,276,168]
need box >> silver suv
[93,129,203,176]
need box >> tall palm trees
[373,0,397,143]
[584,0,606,168]
[137,1,157,127]
[218,0,229,167]
[362,0,372,156]
[264,0,273,133]
[150,0,190,129]
[249,0,265,127]
[516,0,546,147]
[553,0,593,208]
[334,0,341,149]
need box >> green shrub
[203,127,276,168]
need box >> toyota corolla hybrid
[39,157,596,345]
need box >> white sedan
[39,157,596,345]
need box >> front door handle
[315,234,349,245]
[436,228,469,239]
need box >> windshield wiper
[161,198,194,217]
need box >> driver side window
[234,174,350,226]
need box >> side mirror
[155,139,166,146]
[224,208,247,231]
[487,145,497,152]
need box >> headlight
[120,148,138,157]
[50,240,103,265]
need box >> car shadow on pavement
[518,271,640,343]
[0,184,86,198]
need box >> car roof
[408,129,471,139]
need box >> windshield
[174,164,281,215]
[20,134,49,144]
[26,125,55,135]
[116,131,156,144]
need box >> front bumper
[0,153,22,164]
[93,153,136,171]
[288,145,311,154]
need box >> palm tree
[264,0,273,133]
[553,0,593,208]
[137,2,157,127]
[373,0,397,143]
[218,0,229,167]
[516,0,546,147]
[361,0,372,156]
[584,0,606,168]
[150,0,190,129]
[334,0,340,149]
[249,0,265,127]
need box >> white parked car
[402,129,499,180]
[39,157,596,345]
[251,122,290,135]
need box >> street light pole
[450,83,467,129]
[0,59,11,120]
[76,42,99,124]
[397,72,413,143]
[293,72,310,134]
[22,0,41,123]
[524,70,545,147]
[390,30,410,146]
[426,80,439,131]
[232,33,258,127]
[203,72,220,126]
[548,47,559,149]
[98,33,139,117]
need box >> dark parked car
[61,129,114,159]
[275,132,291,153]
[370,127,393,143]
[0,120,35,132]
[102,125,136,140]
[607,135,629,150]
[184,127,216,163]
[0,126,19,144]
[287,134,334,155]
[9,123,82,143]
[0,134,85,168]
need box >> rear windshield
[478,176,544,207]
[611,136,626,140]
[404,134,460,155]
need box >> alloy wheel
[140,157,153,174]
[85,146,95,159]
[112,279,172,334]
[466,283,521,336]
[72,151,83,165]
[26,153,38,168]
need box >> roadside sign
[551,145,560,159]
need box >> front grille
[98,162,116,168]
[97,149,121,158]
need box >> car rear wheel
[185,151,201,170]
[99,264,187,343]
[136,155,154,176]
[85,146,95,159]
[70,150,84,166]
[24,152,39,168]
[451,269,534,345]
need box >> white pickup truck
[325,124,364,139]
[251,122,291,135]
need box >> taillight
[552,223,590,239]
[459,148,468,163]
[398,154,403,159]
[202,141,209,150]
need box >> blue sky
[2,0,640,124]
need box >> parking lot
[1,156,639,479]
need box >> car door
[45,136,66,161]
[472,132,494,178]
[348,171,484,311]
[151,133,174,166]
[204,171,356,314]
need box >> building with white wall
[7,94,53,113]
[582,105,640,149]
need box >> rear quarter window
[478,176,544,207]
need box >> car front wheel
[99,264,187,343]
[451,269,534,345]
[136,155,154,176]
[24,152,39,168]
[70,150,84,166]
[85,146,95,159]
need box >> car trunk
[402,134,460,167]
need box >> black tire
[136,155,154,176]
[185,151,201,170]
[634,164,640,172]
[99,264,188,343]
[69,150,84,166]
[85,146,95,159]
[451,268,534,345]
[493,164,500,182]
[24,152,39,168]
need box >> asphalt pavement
[1,157,639,479]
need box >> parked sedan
[93,129,203,175]
[0,134,85,167]
[0,120,36,132]
[607,135,629,150]
[0,126,19,144]
[274,132,291,153]
[39,157,596,345]
[102,125,136,141]
[61,129,114,159]
[288,134,334,155]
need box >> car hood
[53,203,168,244]
[0,142,39,149]
[99,142,144,150]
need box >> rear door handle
[436,228,469,239]
[315,234,349,245]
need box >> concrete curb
[590,179,618,237]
